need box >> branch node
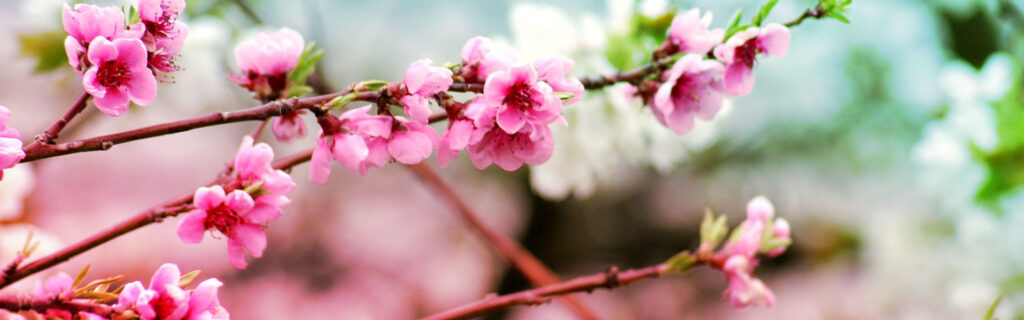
[100,141,114,150]
[604,265,621,289]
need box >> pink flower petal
[193,186,226,210]
[231,224,267,258]
[177,210,208,244]
[309,135,333,184]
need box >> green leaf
[751,0,779,27]
[327,93,359,110]
[287,42,324,86]
[825,12,850,24]
[984,294,1002,320]
[75,290,120,303]
[18,31,68,73]
[664,251,697,273]
[356,80,389,92]
[555,92,575,102]
[178,270,202,288]
[127,5,141,25]
[286,85,314,98]
[723,8,747,41]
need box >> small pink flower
[230,28,304,101]
[483,65,561,134]
[400,59,453,122]
[722,255,775,308]
[460,36,515,81]
[177,186,268,269]
[132,264,190,320]
[33,273,73,300]
[185,279,230,320]
[463,99,554,171]
[81,37,158,116]
[309,108,390,183]
[233,136,274,184]
[437,117,475,168]
[139,0,189,75]
[271,110,308,143]
[0,106,25,181]
[652,54,726,134]
[231,136,294,226]
[533,56,585,105]
[234,28,304,77]
[664,8,724,55]
[62,4,134,45]
[387,118,440,165]
[713,23,790,96]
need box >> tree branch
[0,294,113,316]
[423,264,671,320]
[406,163,598,320]
[26,92,90,148]
[0,148,315,289]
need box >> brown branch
[26,92,90,148]
[784,4,825,28]
[406,163,598,320]
[0,148,315,290]
[0,294,113,315]
[20,92,356,162]
[423,264,670,320]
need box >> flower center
[670,73,702,110]
[504,82,536,111]
[152,293,179,318]
[204,205,242,235]
[97,60,131,88]
[735,38,760,69]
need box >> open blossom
[177,186,268,269]
[138,0,189,73]
[463,99,554,171]
[271,110,307,143]
[532,56,585,104]
[81,37,158,116]
[230,28,305,100]
[33,273,73,300]
[400,59,453,122]
[118,263,190,320]
[0,106,25,180]
[62,4,144,75]
[186,279,230,320]
[663,8,723,55]
[233,136,295,219]
[713,23,790,96]
[460,36,515,81]
[484,64,561,134]
[652,54,726,134]
[722,255,775,308]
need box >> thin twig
[230,0,263,24]
[26,92,90,148]
[406,163,598,320]
[423,264,670,320]
[0,294,113,315]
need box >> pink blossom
[483,65,561,134]
[0,106,25,181]
[132,264,190,320]
[713,23,790,96]
[437,117,475,168]
[177,186,268,269]
[62,4,134,45]
[387,118,439,165]
[231,136,294,226]
[62,4,143,75]
[271,110,308,143]
[722,255,775,308]
[652,54,726,134]
[234,28,304,77]
[33,273,73,300]
[463,99,554,171]
[400,59,453,122]
[664,8,723,55]
[138,0,189,74]
[185,279,230,320]
[533,56,585,105]
[81,37,158,116]
[309,108,389,183]
[459,36,515,81]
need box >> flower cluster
[177,137,295,269]
[698,196,791,308]
[439,38,583,171]
[630,8,790,134]
[228,28,305,103]
[23,264,228,320]
[62,0,189,116]
[0,106,25,180]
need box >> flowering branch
[407,163,598,319]
[0,295,112,315]
[0,148,313,289]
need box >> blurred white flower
[0,165,34,220]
